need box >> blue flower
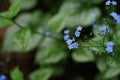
[0,74,6,80]
[105,46,113,53]
[111,0,117,5]
[68,44,73,50]
[105,41,114,53]
[110,12,118,20]
[105,0,117,6]
[63,35,69,41]
[64,29,70,35]
[110,12,120,24]
[66,39,74,45]
[99,25,110,35]
[71,42,79,48]
[105,0,111,5]
[106,41,114,47]
[75,31,80,37]
[45,28,51,36]
[76,26,83,31]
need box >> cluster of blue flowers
[101,0,118,53]
[105,41,114,53]
[63,26,83,49]
[105,0,117,6]
[99,25,110,35]
[0,74,6,80]
[75,26,83,37]
[105,0,120,24]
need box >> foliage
[10,67,24,80]
[0,0,120,80]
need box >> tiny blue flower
[0,74,6,80]
[64,30,70,35]
[105,41,114,53]
[110,12,118,20]
[105,46,113,53]
[111,0,117,5]
[66,39,74,45]
[63,35,69,41]
[105,0,111,5]
[76,26,83,31]
[110,12,120,24]
[68,44,73,50]
[75,31,80,37]
[99,25,110,35]
[68,42,78,49]
[106,41,114,47]
[45,28,51,36]
[71,42,78,49]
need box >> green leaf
[14,27,31,51]
[10,0,37,10]
[59,1,79,14]
[0,16,12,28]
[0,0,23,28]
[47,1,78,33]
[0,0,22,18]
[48,7,101,33]
[96,56,107,72]
[48,12,70,33]
[107,54,120,68]
[107,57,118,68]
[29,68,54,80]
[15,11,45,27]
[96,72,119,80]
[72,47,95,62]
[2,25,42,53]
[10,67,24,80]
[67,7,101,26]
[2,11,44,52]
[8,0,23,17]
[103,68,120,79]
[15,13,32,27]
[2,25,19,52]
[35,37,66,65]
[21,0,37,10]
